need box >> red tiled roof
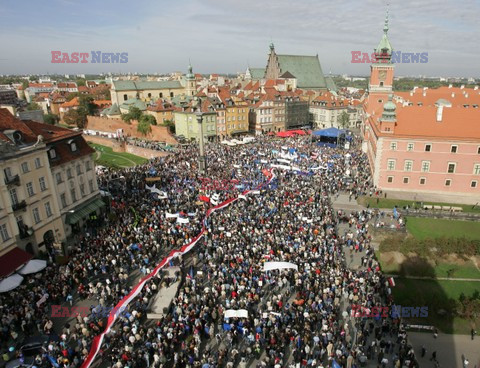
[60,97,80,108]
[0,108,38,143]
[28,83,54,88]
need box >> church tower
[369,10,394,96]
[185,63,196,96]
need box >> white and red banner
[80,169,275,368]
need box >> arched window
[148,93,151,98]
[159,93,163,98]
[170,92,174,98]
[123,94,128,101]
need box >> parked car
[6,357,34,368]
[17,335,58,357]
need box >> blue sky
[0,0,479,77]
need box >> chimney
[461,85,465,89]
[410,92,413,96]
[474,86,479,90]
[423,91,426,97]
[448,84,452,88]
[465,93,469,98]
[436,106,443,122]
[451,92,455,98]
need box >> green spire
[375,8,393,61]
[383,9,389,34]
[382,94,396,121]
[186,61,194,79]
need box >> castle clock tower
[369,11,394,96]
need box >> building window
[445,179,452,187]
[159,93,163,98]
[471,181,478,188]
[425,144,431,152]
[420,177,426,185]
[451,145,458,153]
[89,179,94,193]
[34,158,42,169]
[387,159,396,170]
[80,183,85,197]
[170,92,174,98]
[56,172,63,184]
[26,182,35,197]
[0,224,10,242]
[71,142,77,152]
[447,163,456,173]
[48,149,57,159]
[71,189,77,202]
[403,177,409,184]
[478,147,480,154]
[404,160,413,172]
[148,93,151,98]
[390,142,397,150]
[123,94,128,101]
[387,176,393,183]
[474,164,480,175]
[86,161,92,171]
[9,188,18,205]
[407,143,414,151]
[67,168,73,179]
[76,164,82,175]
[421,161,430,172]
[45,202,52,217]
[21,162,29,173]
[60,193,67,208]
[32,208,41,224]
[39,177,47,191]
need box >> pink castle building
[362,12,480,203]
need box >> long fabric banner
[80,170,276,368]
[224,309,249,319]
[263,261,298,272]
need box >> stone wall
[84,135,169,159]
[86,115,177,145]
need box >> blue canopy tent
[312,127,345,138]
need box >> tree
[79,95,96,115]
[76,79,86,87]
[140,114,157,126]
[339,111,350,129]
[162,119,176,134]
[44,113,60,125]
[122,106,143,123]
[26,102,41,111]
[137,120,152,136]
[66,92,80,101]
[63,107,87,128]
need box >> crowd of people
[1,135,421,368]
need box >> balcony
[4,174,20,186]
[18,224,34,239]
[12,200,27,212]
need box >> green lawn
[392,278,480,334]
[406,217,480,240]
[358,196,480,214]
[89,143,148,168]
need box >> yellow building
[224,98,249,137]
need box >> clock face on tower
[379,70,387,81]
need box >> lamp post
[195,98,207,175]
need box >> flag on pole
[388,277,395,287]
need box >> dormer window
[68,139,77,152]
[48,148,57,159]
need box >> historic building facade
[362,13,480,202]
